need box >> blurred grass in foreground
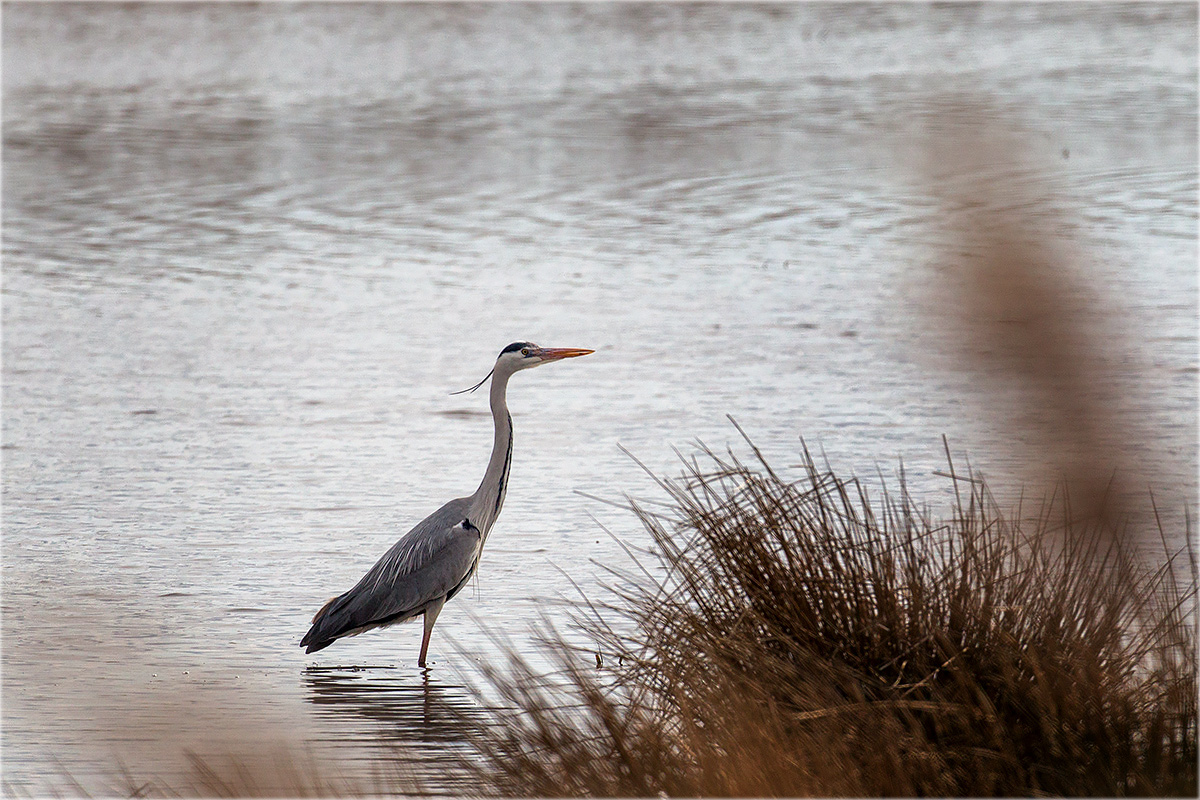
[462,433,1196,796]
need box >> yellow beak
[534,347,594,362]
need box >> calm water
[3,3,1196,793]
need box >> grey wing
[301,497,481,652]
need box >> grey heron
[300,342,593,667]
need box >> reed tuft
[463,432,1197,797]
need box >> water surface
[3,3,1196,792]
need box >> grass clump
[465,433,1197,797]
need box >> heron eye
[521,348,531,356]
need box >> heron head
[496,341,594,372]
[453,342,593,395]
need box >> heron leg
[417,596,446,668]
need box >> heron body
[300,342,592,666]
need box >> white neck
[468,367,514,536]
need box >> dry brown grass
[460,432,1197,797]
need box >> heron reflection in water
[303,665,479,739]
[303,665,482,793]
[301,343,593,666]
